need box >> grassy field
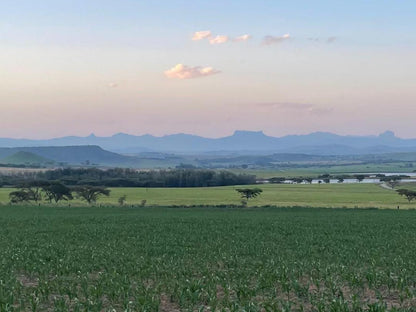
[1,206,416,311]
[1,183,415,209]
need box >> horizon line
[0,130,401,141]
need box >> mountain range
[1,130,416,155]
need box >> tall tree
[354,175,366,182]
[396,189,416,202]
[42,182,73,203]
[20,181,49,203]
[74,186,110,204]
[381,175,403,189]
[9,190,33,204]
[236,188,263,204]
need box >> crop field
[1,206,416,311]
[1,183,415,209]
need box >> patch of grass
[1,206,416,311]
[0,183,414,208]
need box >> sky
[1,0,415,139]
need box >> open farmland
[1,206,416,311]
[1,183,415,209]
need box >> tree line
[9,182,110,204]
[1,168,256,188]
[264,174,410,185]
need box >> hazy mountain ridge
[1,130,416,155]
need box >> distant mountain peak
[379,130,396,138]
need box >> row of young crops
[1,206,416,311]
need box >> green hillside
[1,151,53,165]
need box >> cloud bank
[164,64,221,79]
[192,30,336,47]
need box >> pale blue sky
[2,1,415,47]
[1,1,415,138]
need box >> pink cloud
[192,30,212,41]
[164,64,221,79]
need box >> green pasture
[1,206,416,311]
[1,183,414,208]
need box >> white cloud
[233,34,251,42]
[164,64,221,79]
[209,35,228,45]
[192,31,251,44]
[192,30,212,41]
[262,34,291,45]
[107,82,118,88]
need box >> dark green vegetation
[396,189,416,202]
[1,206,416,311]
[73,186,111,204]
[235,188,263,199]
[8,182,110,205]
[0,168,255,188]
[9,182,74,204]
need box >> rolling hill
[1,151,53,165]
[0,146,130,166]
